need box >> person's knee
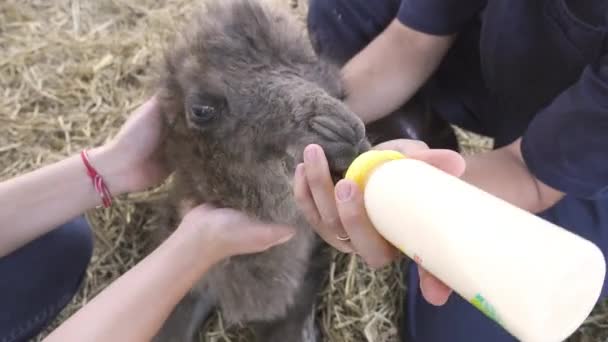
[306,0,345,60]
[307,0,399,65]
[402,263,516,342]
[306,0,335,36]
[51,216,94,274]
[538,197,608,299]
[41,217,94,316]
[0,217,94,341]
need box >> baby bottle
[344,150,606,342]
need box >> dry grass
[0,0,606,341]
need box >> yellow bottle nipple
[344,150,406,189]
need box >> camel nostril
[357,139,372,154]
[310,116,358,145]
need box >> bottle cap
[344,150,406,189]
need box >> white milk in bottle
[343,150,606,342]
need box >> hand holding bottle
[293,139,465,306]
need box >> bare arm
[0,147,133,257]
[461,138,565,213]
[294,138,565,306]
[44,205,295,342]
[43,214,213,342]
[340,18,562,212]
[0,98,167,257]
[341,19,454,123]
[9,97,296,342]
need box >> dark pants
[307,0,608,341]
[0,216,93,342]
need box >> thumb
[419,267,453,306]
[228,224,297,256]
[408,149,466,178]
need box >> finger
[177,198,199,218]
[293,163,322,226]
[418,267,453,306]
[373,139,429,154]
[241,224,297,254]
[141,95,160,114]
[113,96,164,151]
[372,139,466,177]
[295,163,353,253]
[335,180,400,268]
[407,149,466,177]
[180,203,218,227]
[302,145,348,237]
[124,96,161,127]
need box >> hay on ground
[0,0,606,341]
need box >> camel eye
[190,104,216,124]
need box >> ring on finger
[336,233,350,241]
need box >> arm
[462,55,608,213]
[0,98,167,257]
[44,205,295,342]
[0,148,130,256]
[6,97,294,341]
[460,138,565,213]
[341,19,454,123]
[295,141,466,305]
[43,211,214,342]
[294,0,489,306]
[341,0,487,124]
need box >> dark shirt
[397,0,608,200]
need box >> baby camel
[149,0,370,341]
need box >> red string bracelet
[81,149,113,208]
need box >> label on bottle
[470,293,502,325]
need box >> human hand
[175,203,297,266]
[91,96,171,195]
[294,139,466,306]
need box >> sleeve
[521,54,608,200]
[397,0,486,35]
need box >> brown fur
[148,1,370,341]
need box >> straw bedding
[1,0,606,341]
